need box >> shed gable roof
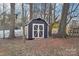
[26,18,48,25]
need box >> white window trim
[32,24,44,38]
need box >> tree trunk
[22,4,26,42]
[29,3,33,20]
[9,3,15,38]
[44,3,46,19]
[3,3,5,39]
[58,3,69,38]
[49,3,54,36]
[53,3,56,22]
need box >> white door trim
[32,24,44,38]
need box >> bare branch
[0,9,9,16]
[67,12,79,25]
[68,4,79,15]
[66,4,79,25]
[55,8,61,21]
[55,14,59,20]
[66,16,73,25]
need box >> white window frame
[32,23,44,38]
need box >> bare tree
[43,3,46,19]
[58,3,69,37]
[49,3,55,36]
[29,3,33,20]
[3,3,6,39]
[22,4,26,42]
[9,3,15,38]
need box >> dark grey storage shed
[27,18,49,39]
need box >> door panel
[34,25,38,30]
[39,25,43,30]
[39,31,43,37]
[34,31,38,37]
[33,24,44,38]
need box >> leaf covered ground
[0,37,78,56]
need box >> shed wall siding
[28,19,48,38]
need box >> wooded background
[0,3,79,39]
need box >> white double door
[33,24,44,38]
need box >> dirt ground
[0,37,78,56]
